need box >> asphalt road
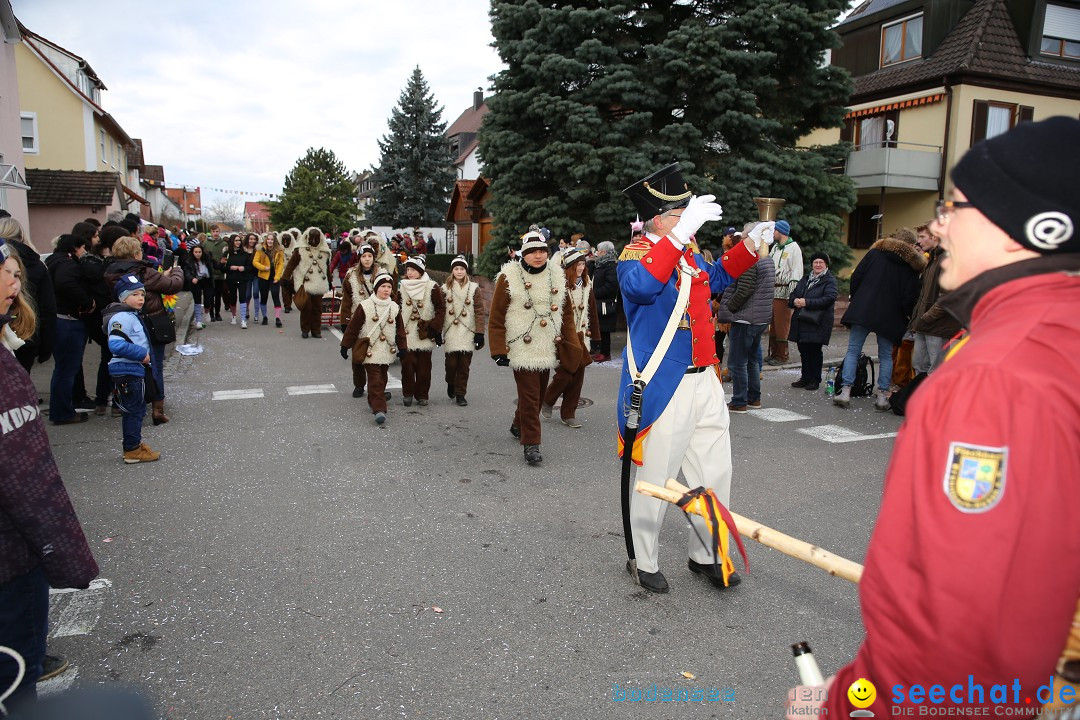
[33,315,903,719]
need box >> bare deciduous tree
[205,196,242,226]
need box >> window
[100,129,106,163]
[842,109,900,149]
[20,113,39,154]
[881,14,923,67]
[972,101,1034,144]
[1042,4,1080,59]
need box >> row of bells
[521,333,562,344]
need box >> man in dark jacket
[45,235,96,424]
[0,317,99,710]
[590,241,618,361]
[834,230,926,410]
[715,248,775,412]
[910,225,962,374]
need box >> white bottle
[791,641,825,686]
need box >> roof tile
[26,169,119,206]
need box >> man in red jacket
[787,116,1080,718]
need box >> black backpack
[851,353,876,397]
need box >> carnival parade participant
[541,248,599,428]
[282,227,331,339]
[340,273,406,426]
[441,255,487,407]
[617,163,758,594]
[339,243,383,398]
[488,230,580,466]
[397,256,445,406]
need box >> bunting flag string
[172,184,281,199]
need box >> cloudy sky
[12,0,504,209]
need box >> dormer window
[1041,4,1080,60]
[881,14,923,67]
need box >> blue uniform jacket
[616,236,757,463]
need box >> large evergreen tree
[268,147,357,231]
[368,67,456,229]
[477,0,856,276]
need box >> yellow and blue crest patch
[944,442,1008,513]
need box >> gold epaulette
[619,241,652,262]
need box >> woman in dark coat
[590,241,618,362]
[835,231,926,409]
[788,252,838,390]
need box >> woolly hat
[114,274,145,302]
[520,231,548,255]
[357,243,374,256]
[404,256,426,275]
[774,219,791,236]
[951,116,1080,254]
[809,252,831,266]
[373,273,394,292]
[450,255,469,270]
[561,248,586,267]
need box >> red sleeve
[717,240,757,279]
[639,238,683,283]
[823,365,1080,716]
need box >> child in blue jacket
[104,275,160,464]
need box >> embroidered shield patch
[944,442,1008,513]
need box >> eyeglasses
[934,200,976,224]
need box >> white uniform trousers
[630,368,733,574]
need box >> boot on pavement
[124,443,161,464]
[151,400,169,425]
[833,386,852,408]
[524,444,542,465]
[874,388,892,412]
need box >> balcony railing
[845,141,942,191]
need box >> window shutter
[971,101,989,144]
[1018,106,1034,124]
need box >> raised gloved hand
[340,346,349,360]
[749,221,775,249]
[473,333,485,350]
[494,354,510,367]
[429,330,443,346]
[670,194,723,247]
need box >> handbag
[293,285,309,310]
[145,313,176,344]
[797,307,823,324]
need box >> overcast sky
[12,0,504,209]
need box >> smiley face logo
[847,678,877,709]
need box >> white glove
[749,221,775,247]
[670,195,723,247]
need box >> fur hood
[302,226,330,252]
[871,237,928,273]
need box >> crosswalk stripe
[212,389,264,400]
[37,667,78,697]
[797,424,898,444]
[49,582,109,638]
[287,384,337,395]
[329,328,344,341]
[748,408,811,422]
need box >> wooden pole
[634,479,864,584]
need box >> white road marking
[386,373,402,390]
[37,667,78,697]
[330,328,344,340]
[287,384,338,396]
[212,389,264,401]
[49,578,112,595]
[49,581,110,638]
[748,408,811,422]
[798,424,898,444]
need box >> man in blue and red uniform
[786,117,1080,717]
[617,163,758,594]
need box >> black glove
[339,324,347,332]
[494,354,510,367]
[430,330,443,346]
[340,347,349,360]
[397,349,406,359]
[473,333,485,351]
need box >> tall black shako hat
[622,163,692,219]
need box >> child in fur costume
[339,244,386,398]
[279,228,301,312]
[397,256,446,406]
[488,231,581,466]
[541,248,600,428]
[364,231,399,281]
[282,227,331,339]
[441,255,488,406]
[340,274,406,426]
